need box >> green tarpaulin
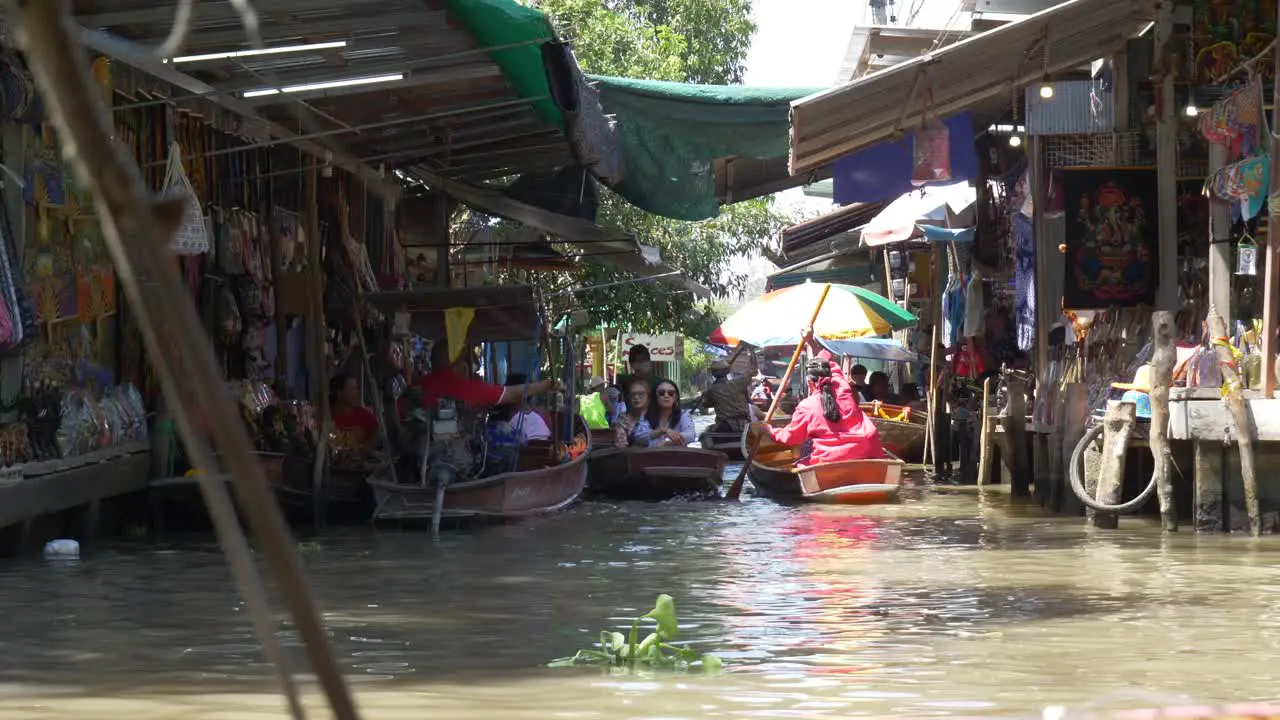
[440,0,565,128]
[590,76,823,221]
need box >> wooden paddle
[725,284,833,500]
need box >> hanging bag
[161,141,211,256]
[911,90,951,186]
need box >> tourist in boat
[762,358,884,466]
[578,376,612,430]
[865,371,893,403]
[698,359,754,436]
[750,372,775,411]
[501,374,552,443]
[643,379,697,447]
[850,363,870,401]
[615,344,662,412]
[615,378,652,447]
[330,373,380,450]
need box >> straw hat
[1112,364,1153,393]
[586,375,607,390]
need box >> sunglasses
[656,389,677,397]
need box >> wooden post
[1030,134,1051,384]
[1081,421,1104,523]
[305,166,329,527]
[1032,434,1049,506]
[1004,377,1030,496]
[1264,0,1280,396]
[1193,441,1225,533]
[1149,311,1177,531]
[1091,400,1137,529]
[1058,382,1089,516]
[977,376,992,486]
[1155,0,1179,312]
[1209,310,1261,534]
[1207,142,1234,321]
[1046,395,1065,511]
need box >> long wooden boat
[586,445,725,501]
[367,416,590,529]
[741,426,904,504]
[860,402,927,463]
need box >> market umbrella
[862,181,977,246]
[817,337,926,363]
[708,282,917,348]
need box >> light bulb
[1009,134,1023,148]
[1039,83,1054,99]
[1184,103,1199,117]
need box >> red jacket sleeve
[768,402,812,446]
[449,372,505,406]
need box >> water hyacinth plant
[549,594,722,674]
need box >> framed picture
[1061,167,1159,309]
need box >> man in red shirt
[405,342,559,415]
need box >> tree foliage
[525,0,793,336]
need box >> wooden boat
[861,402,927,463]
[699,415,789,459]
[367,414,590,529]
[741,426,904,504]
[586,445,725,501]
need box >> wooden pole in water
[977,376,992,486]
[1209,310,1261,534]
[725,284,833,500]
[1149,311,1177,531]
[1091,399,1136,529]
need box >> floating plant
[549,594,722,674]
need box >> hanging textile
[444,307,476,363]
[1204,154,1269,221]
[940,240,971,347]
[963,268,984,338]
[1014,212,1036,352]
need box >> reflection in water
[3,469,1280,718]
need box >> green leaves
[548,594,723,674]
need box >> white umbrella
[862,181,977,246]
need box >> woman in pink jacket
[765,358,884,466]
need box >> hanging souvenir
[1236,233,1259,275]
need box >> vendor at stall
[330,373,380,450]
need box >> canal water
[4,424,1280,717]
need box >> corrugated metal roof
[781,200,888,259]
[788,0,1155,174]
[1025,81,1114,135]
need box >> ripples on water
[4,469,1280,718]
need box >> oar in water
[724,285,832,500]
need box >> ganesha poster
[1062,167,1159,309]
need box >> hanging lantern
[1237,237,1259,276]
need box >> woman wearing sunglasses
[642,379,696,448]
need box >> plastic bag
[161,142,211,256]
[911,118,951,186]
[1187,346,1222,389]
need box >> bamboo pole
[7,3,358,718]
[306,166,330,527]
[725,284,833,500]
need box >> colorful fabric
[1205,154,1270,221]
[579,391,610,429]
[1014,212,1036,351]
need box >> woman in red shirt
[330,374,380,450]
[765,359,884,467]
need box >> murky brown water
[3,470,1280,718]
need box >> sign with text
[618,333,681,361]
